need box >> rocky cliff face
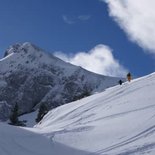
[0,42,122,120]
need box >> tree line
[9,103,48,126]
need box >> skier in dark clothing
[118,80,123,85]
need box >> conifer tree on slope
[36,103,48,123]
[9,103,19,125]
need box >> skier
[118,79,123,85]
[127,72,132,82]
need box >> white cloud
[62,15,91,24]
[103,0,155,54]
[54,44,128,77]
[62,15,75,24]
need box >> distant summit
[4,42,43,57]
[4,43,21,57]
[0,42,122,120]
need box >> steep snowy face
[0,42,121,120]
[36,72,155,155]
[4,43,21,57]
[1,42,65,73]
[1,73,155,155]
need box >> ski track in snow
[97,125,155,154]
[1,73,155,155]
[37,73,155,155]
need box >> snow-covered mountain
[0,72,155,155]
[0,42,121,120]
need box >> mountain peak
[21,42,42,52]
[4,43,21,57]
[4,42,41,57]
[0,42,121,121]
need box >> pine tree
[36,103,48,123]
[9,103,19,125]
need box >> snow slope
[0,123,53,155]
[0,123,95,155]
[19,110,38,127]
[35,72,155,155]
[1,72,155,155]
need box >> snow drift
[36,72,155,155]
[1,72,155,155]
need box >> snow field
[1,72,155,155]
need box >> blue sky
[0,0,154,77]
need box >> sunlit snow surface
[1,73,155,155]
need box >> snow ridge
[0,42,121,120]
[35,72,155,155]
[0,72,155,154]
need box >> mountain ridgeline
[0,42,122,120]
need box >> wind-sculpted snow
[0,42,120,120]
[0,123,98,155]
[1,72,155,154]
[35,72,155,155]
